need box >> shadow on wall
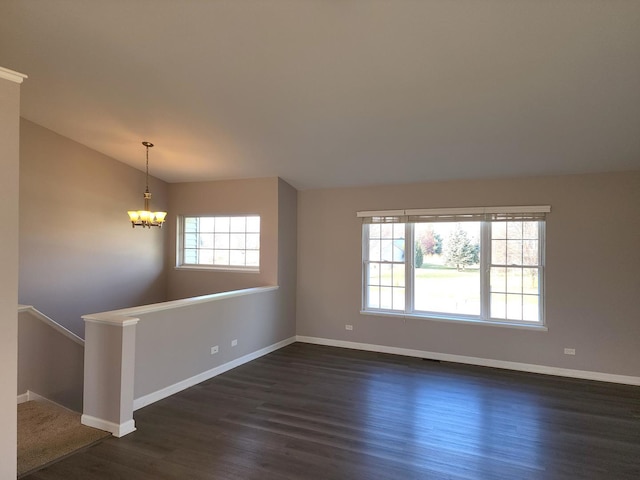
[18,307,85,412]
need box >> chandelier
[127,141,167,228]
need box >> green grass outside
[376,266,539,320]
[414,267,480,315]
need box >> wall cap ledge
[82,285,279,324]
[0,66,27,84]
[82,314,140,327]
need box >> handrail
[18,305,84,346]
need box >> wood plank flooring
[25,343,640,479]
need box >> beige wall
[167,177,279,299]
[297,171,640,377]
[0,75,21,479]
[19,120,169,337]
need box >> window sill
[175,265,260,274]
[360,310,548,331]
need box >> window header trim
[357,205,551,218]
[358,206,551,223]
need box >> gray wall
[297,171,640,377]
[134,289,287,400]
[18,309,84,412]
[0,74,21,479]
[167,177,279,299]
[19,120,169,337]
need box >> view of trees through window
[414,223,481,315]
[364,217,544,323]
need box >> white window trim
[359,309,548,331]
[359,205,550,329]
[174,265,261,273]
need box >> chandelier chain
[145,143,150,192]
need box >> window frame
[359,206,549,329]
[361,222,409,312]
[176,214,261,273]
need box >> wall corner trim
[0,66,27,84]
[81,414,135,438]
[295,336,640,387]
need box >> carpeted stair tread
[18,400,111,477]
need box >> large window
[178,215,260,271]
[360,206,549,326]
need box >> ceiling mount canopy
[127,141,167,228]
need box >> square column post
[81,314,139,437]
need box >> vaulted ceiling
[1,1,639,189]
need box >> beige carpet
[18,400,111,477]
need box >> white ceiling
[1,1,639,190]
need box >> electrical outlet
[345,324,353,331]
[564,348,576,355]
[210,345,219,355]
[231,339,238,347]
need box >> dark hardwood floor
[25,343,640,479]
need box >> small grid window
[366,222,406,310]
[180,215,260,270]
[489,220,541,322]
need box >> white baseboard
[296,336,640,386]
[133,336,297,411]
[81,414,135,438]
[17,390,57,405]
